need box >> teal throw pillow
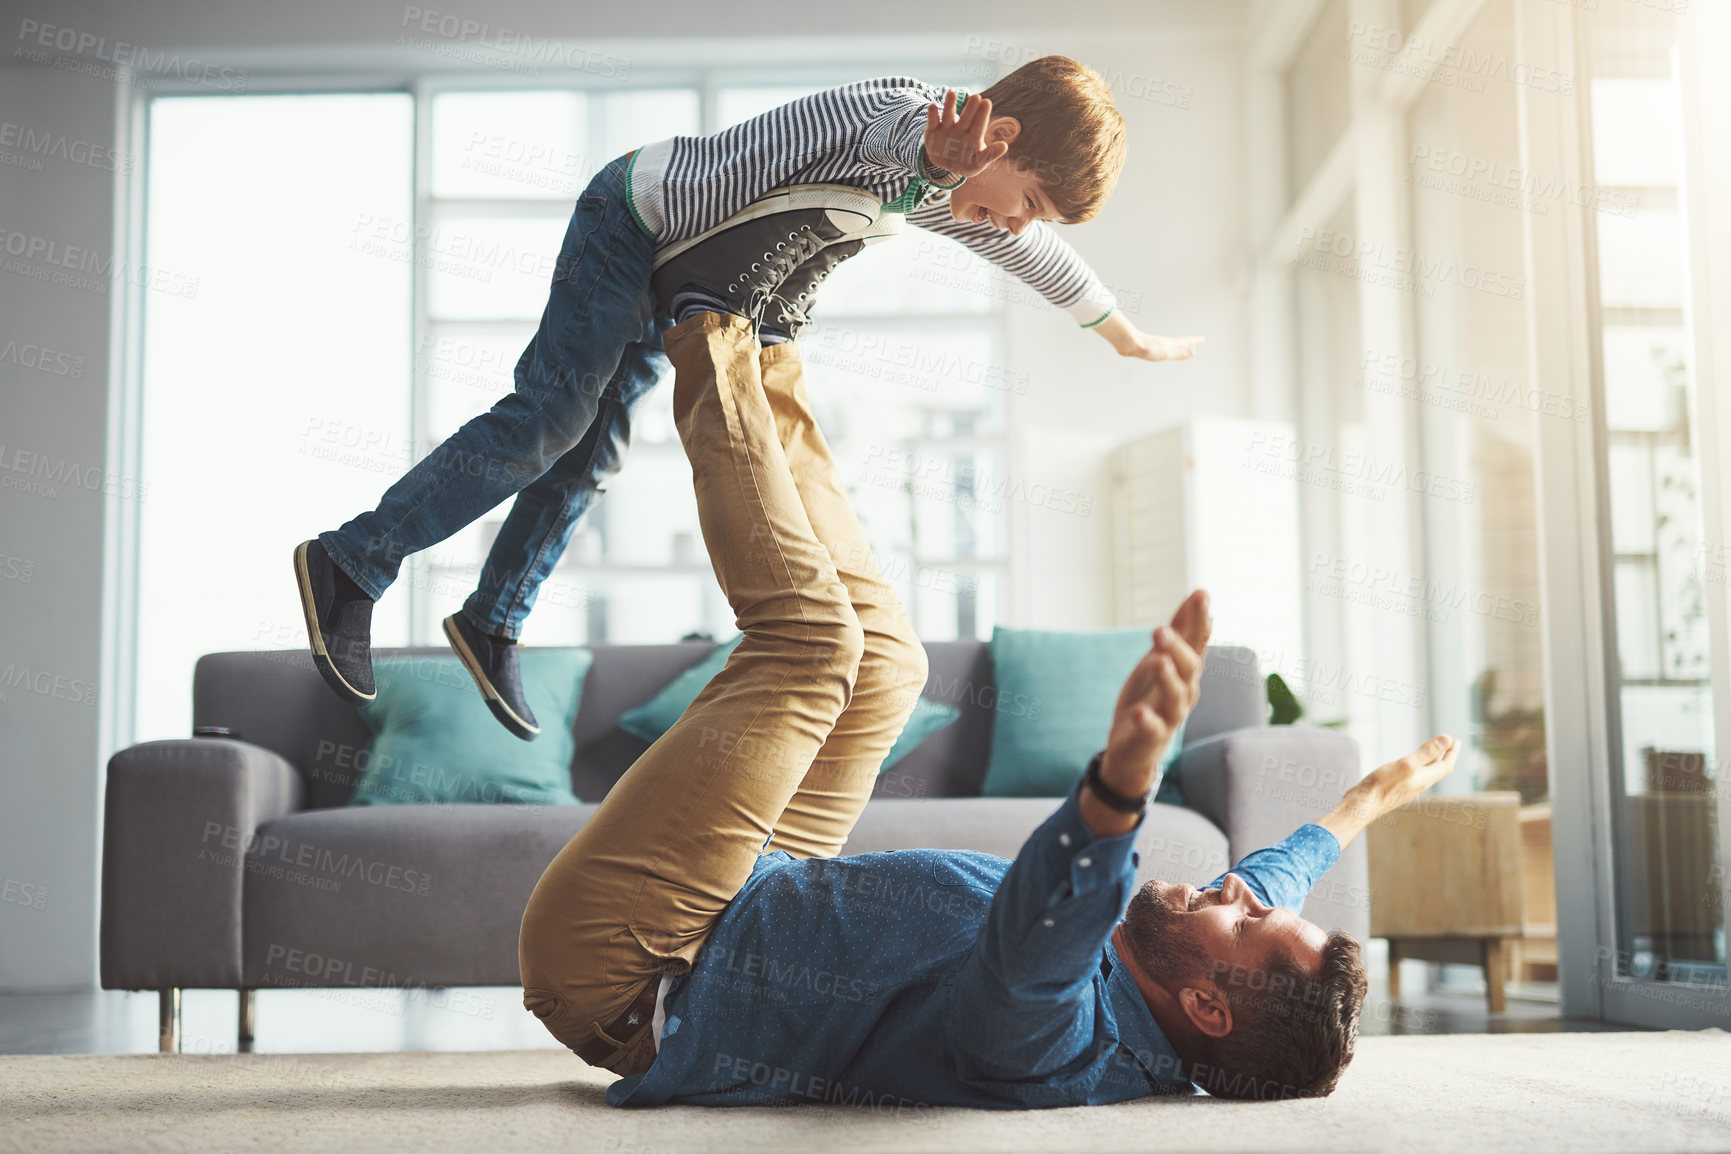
[618,635,959,771]
[350,649,592,806]
[885,696,962,768]
[618,636,742,744]
[981,626,1187,801]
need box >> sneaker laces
[771,244,857,329]
[733,222,826,307]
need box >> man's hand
[1080,590,1211,838]
[1315,734,1461,849]
[1093,311,1204,362]
[923,89,1007,179]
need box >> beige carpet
[5,1031,1731,1154]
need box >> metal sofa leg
[239,988,256,1051]
[158,988,181,1053]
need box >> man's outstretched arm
[1207,735,1462,913]
[1314,735,1461,850]
[946,592,1212,1082]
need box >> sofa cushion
[618,634,959,771]
[351,650,591,806]
[980,627,1185,799]
[243,804,597,988]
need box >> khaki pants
[518,312,928,1070]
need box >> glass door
[1583,2,1728,1023]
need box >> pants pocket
[550,190,610,285]
[522,986,590,1052]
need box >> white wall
[1002,30,1249,629]
[13,0,1237,55]
[0,0,1250,989]
[0,62,121,989]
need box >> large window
[1405,0,1547,803]
[410,79,1007,648]
[136,94,414,742]
[410,86,704,648]
[134,68,1005,741]
[1277,0,1555,791]
[1290,196,1376,745]
[1263,0,1731,1024]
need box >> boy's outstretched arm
[910,88,1205,365]
[1092,310,1205,363]
[908,199,1207,363]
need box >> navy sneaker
[764,212,905,337]
[293,539,376,705]
[651,184,882,325]
[442,612,540,741]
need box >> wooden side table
[1368,791,1526,1011]
[1507,802,1557,983]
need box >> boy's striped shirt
[627,76,1117,327]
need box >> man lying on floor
[516,241,1460,1115]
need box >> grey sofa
[100,641,1365,1051]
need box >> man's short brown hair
[977,55,1126,224]
[1194,931,1368,1101]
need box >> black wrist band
[1083,751,1150,814]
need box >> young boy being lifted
[295,55,1203,736]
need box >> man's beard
[1122,880,1212,985]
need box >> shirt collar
[1103,935,1197,1093]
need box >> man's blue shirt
[608,780,1342,1110]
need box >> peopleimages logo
[1295,224,1525,300]
[14,20,248,92]
[396,6,632,79]
[0,443,148,501]
[0,227,200,299]
[0,663,98,706]
[1408,143,1640,219]
[1241,430,1477,505]
[0,121,132,174]
[1344,21,1576,95]
[0,338,85,379]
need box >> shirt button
[1059,834,1072,847]
[1078,856,1093,868]
[1043,918,1055,927]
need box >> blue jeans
[321,154,671,639]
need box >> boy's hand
[1122,333,1206,362]
[1117,329,1206,362]
[1094,311,1205,362]
[923,90,1008,178]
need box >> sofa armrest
[1174,726,1370,941]
[101,738,303,989]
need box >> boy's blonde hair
[978,55,1126,224]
